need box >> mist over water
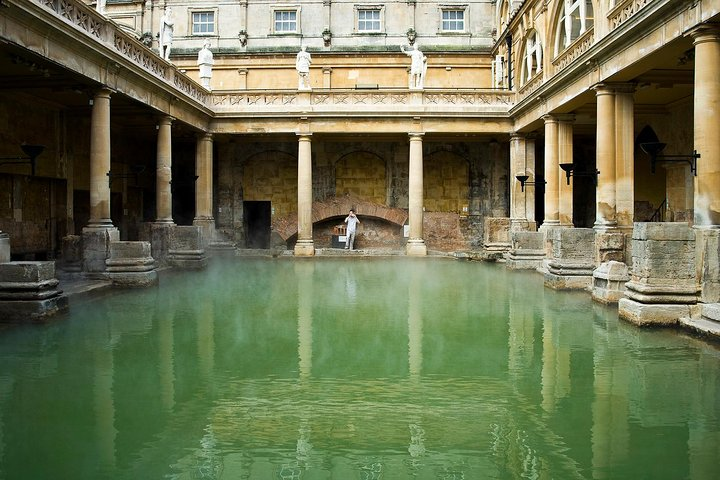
[0,257,718,479]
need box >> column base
[591,260,630,304]
[0,232,10,263]
[193,217,216,248]
[82,225,119,273]
[294,240,315,256]
[406,239,427,256]
[619,298,700,327]
[139,222,176,267]
[538,221,560,233]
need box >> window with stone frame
[441,8,466,32]
[358,8,381,32]
[521,30,542,84]
[274,9,298,33]
[191,11,215,35]
[554,0,594,55]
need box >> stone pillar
[406,133,427,256]
[557,115,575,227]
[82,88,119,273]
[295,134,315,256]
[323,67,332,89]
[619,223,699,326]
[156,115,174,224]
[693,27,720,227]
[615,85,635,230]
[238,69,248,90]
[510,133,535,231]
[105,241,158,287]
[544,228,596,290]
[594,84,617,230]
[540,115,560,230]
[193,133,214,246]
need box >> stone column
[295,134,315,256]
[510,133,532,230]
[238,69,248,90]
[540,115,560,230]
[594,84,617,230]
[406,133,427,256]
[82,88,119,273]
[193,133,215,246]
[694,27,720,227]
[156,115,174,224]
[322,67,332,89]
[557,115,575,227]
[615,85,635,231]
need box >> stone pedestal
[544,228,596,290]
[58,235,83,275]
[168,226,207,269]
[0,232,10,263]
[592,232,630,304]
[0,261,68,322]
[591,260,630,304]
[82,226,120,274]
[619,223,700,326]
[406,239,427,256]
[506,231,545,270]
[483,217,511,260]
[141,222,174,267]
[193,217,215,248]
[106,241,158,287]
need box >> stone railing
[211,89,514,115]
[609,0,654,31]
[552,28,595,73]
[34,0,208,105]
[517,71,544,100]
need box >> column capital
[296,133,313,141]
[510,131,526,140]
[408,132,425,140]
[93,87,114,99]
[592,83,616,95]
[542,114,559,124]
[197,132,213,141]
[555,113,576,123]
[157,115,174,126]
[689,24,720,45]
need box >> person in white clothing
[344,209,360,250]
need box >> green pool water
[0,257,718,479]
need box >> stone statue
[197,41,214,90]
[296,46,312,90]
[158,7,174,61]
[401,44,427,89]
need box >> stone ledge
[618,298,699,326]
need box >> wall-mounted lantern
[0,144,44,176]
[515,174,545,193]
[559,163,599,185]
[238,30,248,47]
[639,142,700,176]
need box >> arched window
[554,0,594,55]
[522,30,542,84]
[498,0,510,33]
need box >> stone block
[619,298,698,327]
[595,232,626,263]
[506,231,544,270]
[58,235,82,273]
[168,226,208,269]
[0,232,10,263]
[82,226,119,273]
[106,241,157,287]
[697,229,720,303]
[543,228,595,290]
[632,222,696,241]
[0,261,68,322]
[140,222,174,266]
[592,261,630,304]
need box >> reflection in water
[0,258,718,479]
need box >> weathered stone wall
[216,139,505,250]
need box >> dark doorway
[244,201,271,248]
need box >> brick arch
[273,194,408,241]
